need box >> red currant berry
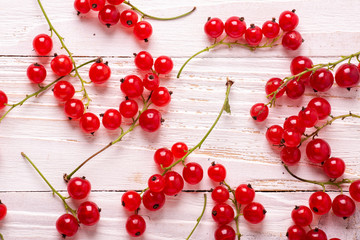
[148,174,165,192]
[265,78,285,98]
[121,191,141,211]
[243,202,266,224]
[119,99,138,118]
[306,139,331,163]
[286,225,306,240]
[212,203,234,225]
[329,238,341,240]
[290,56,313,84]
[182,162,203,185]
[307,97,331,120]
[120,75,144,98]
[250,103,269,122]
[102,109,122,130]
[208,163,226,182]
[282,128,301,148]
[139,109,162,132]
[211,186,229,203]
[266,125,284,145]
[282,31,303,50]
[323,157,345,179]
[53,81,75,102]
[280,147,301,165]
[309,191,332,215]
[214,225,236,240]
[262,18,280,38]
[0,91,8,110]
[245,24,263,46]
[143,73,159,91]
[133,21,153,41]
[310,68,334,92]
[154,56,173,75]
[279,10,299,31]
[235,184,255,204]
[126,215,146,237]
[56,213,79,237]
[98,5,120,27]
[285,79,305,99]
[171,142,188,159]
[306,228,327,240]
[107,0,124,5]
[0,202,7,221]
[349,179,360,202]
[64,99,85,119]
[79,112,101,134]
[27,63,47,84]
[291,205,313,227]
[284,116,306,134]
[74,0,91,14]
[151,87,171,107]
[67,176,91,200]
[89,61,111,84]
[33,34,53,56]
[163,171,184,196]
[134,51,153,71]
[120,9,138,28]
[224,16,246,38]
[154,148,174,168]
[142,190,166,211]
[90,0,105,11]
[204,17,224,38]
[298,107,318,128]
[335,63,360,89]
[332,194,356,218]
[77,201,100,226]
[51,55,73,76]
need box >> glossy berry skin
[250,103,268,122]
[212,186,229,203]
[290,56,313,84]
[163,171,184,196]
[126,215,146,237]
[120,9,138,28]
[120,75,144,98]
[56,214,79,237]
[154,148,173,168]
[134,51,153,71]
[53,81,75,102]
[142,190,166,211]
[151,87,171,107]
[286,225,306,240]
[235,184,255,204]
[107,0,124,5]
[306,139,331,163]
[262,18,280,38]
[0,91,7,110]
[310,68,334,92]
[298,107,318,128]
[77,201,100,226]
[143,73,159,91]
[154,56,173,75]
[133,21,152,41]
[90,0,105,11]
[280,147,301,165]
[74,0,91,14]
[64,99,85,119]
[291,205,313,227]
[309,191,332,215]
[335,63,360,88]
[182,162,203,185]
[306,228,327,240]
[282,128,301,148]
[27,63,47,84]
[308,97,331,120]
[204,17,224,38]
[285,79,305,99]
[79,113,100,133]
[266,125,284,145]
[148,174,165,193]
[102,109,122,130]
[119,99,138,118]
[67,177,91,200]
[323,157,345,179]
[0,202,7,221]
[122,191,141,211]
[349,180,360,202]
[332,194,356,218]
[284,116,306,134]
[171,142,188,158]
[265,78,285,98]
[98,5,120,27]
[89,62,111,84]
[208,163,226,182]
[212,203,234,225]
[51,55,73,76]
[214,225,236,240]
[33,34,53,56]
[224,16,246,38]
[139,109,162,132]
[245,24,263,46]
[282,31,302,50]
[243,202,266,224]
[279,10,299,31]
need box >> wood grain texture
[0,0,360,239]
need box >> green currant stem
[123,1,196,21]
[0,233,3,240]
[223,181,242,240]
[37,0,92,107]
[21,152,77,217]
[0,59,96,124]
[186,194,207,240]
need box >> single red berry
[33,34,53,56]
[332,194,356,218]
[119,99,138,118]
[309,191,332,215]
[74,0,91,14]
[243,202,266,224]
[279,10,299,31]
[282,128,301,148]
[0,91,8,110]
[306,228,327,240]
[53,81,75,102]
[349,179,360,202]
[121,191,141,211]
[56,213,79,237]
[285,79,305,99]
[265,78,285,98]
[133,21,153,41]
[107,0,124,5]
[120,75,144,98]
[90,0,105,11]
[89,61,111,84]
[212,203,234,225]
[250,103,268,122]
[64,99,85,119]
[290,56,313,84]
[0,202,7,221]
[211,186,229,203]
[282,31,303,50]
[98,5,120,27]
[139,109,162,132]
[214,225,236,240]
[235,184,255,204]
[266,125,284,145]
[262,18,280,38]
[102,109,122,130]
[163,171,184,196]
[310,68,334,92]
[148,174,165,192]
[329,238,341,240]
[67,176,91,200]
[286,225,306,240]
[283,116,306,134]
[154,56,173,75]
[51,55,73,76]
[134,51,153,71]
[171,142,188,158]
[291,205,313,227]
[224,16,246,38]
[335,63,360,89]
[142,190,166,211]
[323,157,345,179]
[151,87,171,107]
[307,97,331,120]
[143,73,159,91]
[126,215,146,237]
[245,24,263,46]
[154,148,174,168]
[120,9,138,28]
[208,163,226,182]
[182,162,203,185]
[280,147,301,165]
[27,63,47,84]
[79,112,101,134]
[204,17,224,38]
[77,201,100,226]
[298,107,318,128]
[306,139,331,163]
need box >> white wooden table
[0,0,360,239]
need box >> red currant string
[185,194,207,240]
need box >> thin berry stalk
[186,194,207,240]
[223,181,242,240]
[0,233,3,240]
